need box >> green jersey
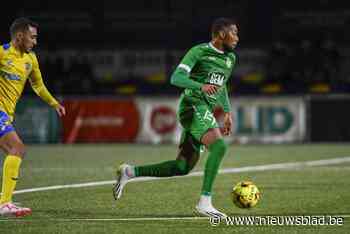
[171,42,236,112]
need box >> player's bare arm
[223,112,233,136]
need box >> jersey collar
[10,42,25,57]
[208,42,224,54]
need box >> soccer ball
[231,181,261,208]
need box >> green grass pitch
[1,144,350,233]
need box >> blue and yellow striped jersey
[0,43,58,121]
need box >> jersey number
[203,110,216,125]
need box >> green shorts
[178,95,219,153]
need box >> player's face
[223,24,239,51]
[22,26,38,53]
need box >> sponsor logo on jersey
[0,111,11,130]
[0,71,21,81]
[25,62,32,71]
[208,71,225,86]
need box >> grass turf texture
[0,144,349,233]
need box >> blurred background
[1,0,350,144]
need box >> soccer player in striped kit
[0,18,65,217]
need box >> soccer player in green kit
[113,18,239,218]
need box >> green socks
[133,138,227,196]
[201,139,227,196]
[135,159,189,177]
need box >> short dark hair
[10,17,39,38]
[211,17,236,37]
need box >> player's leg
[132,132,200,177]
[175,133,200,173]
[200,128,226,197]
[188,105,228,218]
[0,129,32,217]
[113,132,200,200]
[195,127,227,218]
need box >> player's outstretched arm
[217,85,232,135]
[170,45,207,91]
[29,76,66,117]
[170,68,203,90]
[29,53,66,117]
[171,69,220,95]
[219,85,232,113]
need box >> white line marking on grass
[0,215,350,222]
[0,217,209,222]
[61,217,209,221]
[12,156,350,195]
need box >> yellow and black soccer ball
[232,181,261,208]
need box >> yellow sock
[0,155,22,205]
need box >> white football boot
[0,202,32,217]
[195,195,227,219]
[113,163,133,200]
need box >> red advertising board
[62,99,139,143]
[150,106,177,135]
